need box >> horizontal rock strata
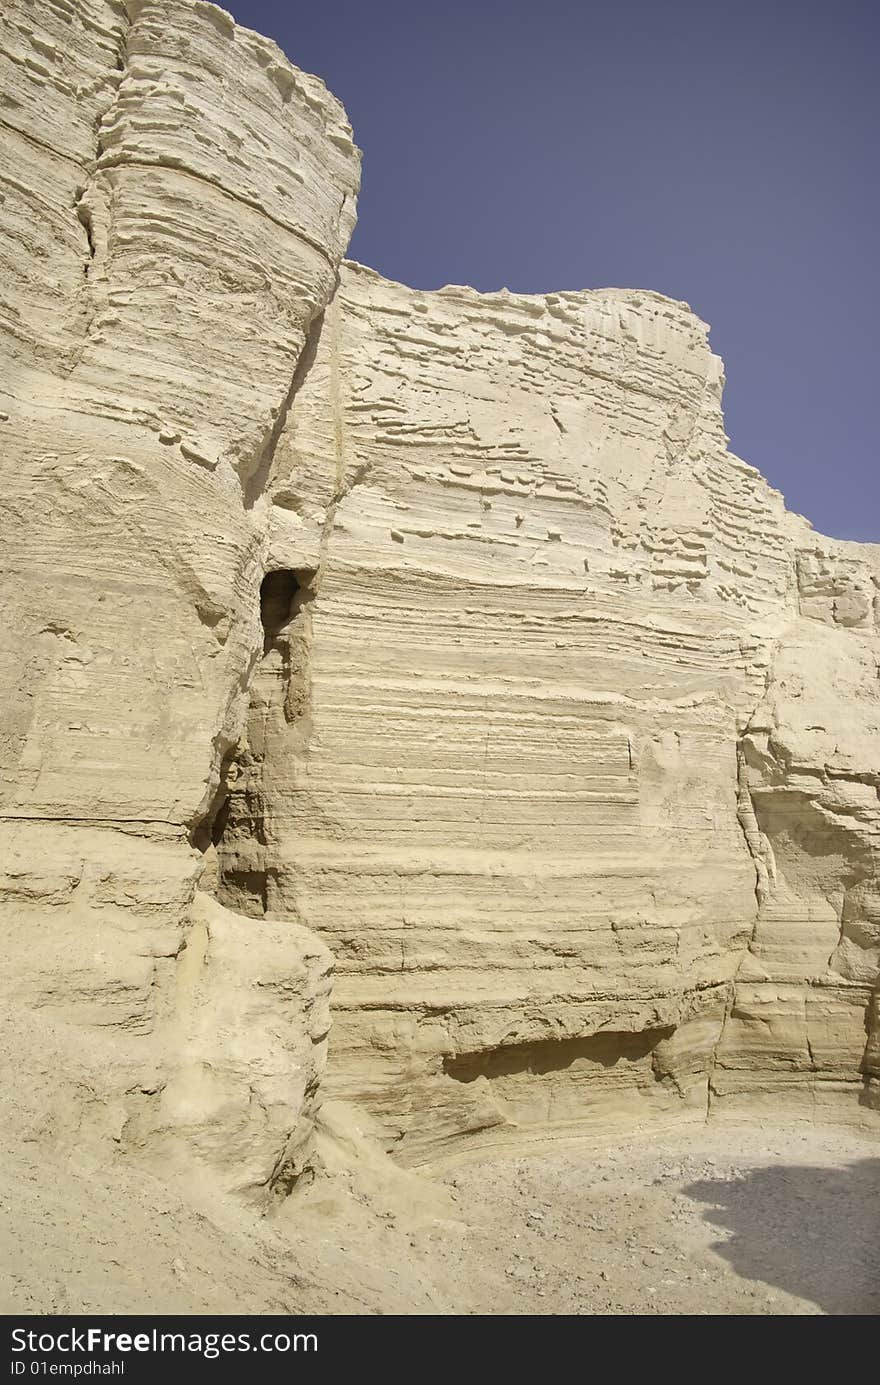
[1,0,877,1182]
[0,0,358,1189]
[216,263,880,1158]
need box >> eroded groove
[243,306,326,507]
[197,567,318,917]
[443,1027,676,1083]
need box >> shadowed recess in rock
[260,568,302,651]
[443,1028,676,1082]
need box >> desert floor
[3,1119,878,1316]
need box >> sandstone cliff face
[1,0,877,1186]
[0,0,357,1191]
[216,263,880,1157]
[726,569,880,1115]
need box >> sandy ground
[2,1120,878,1315]
[416,1124,880,1314]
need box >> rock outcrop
[1,0,877,1188]
[216,264,880,1158]
[0,0,357,1191]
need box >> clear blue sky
[229,1,879,541]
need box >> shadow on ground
[684,1159,880,1314]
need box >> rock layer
[216,263,880,1158]
[0,0,358,1189]
[1,0,877,1185]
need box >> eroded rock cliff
[214,263,880,1158]
[0,0,357,1192]
[1,0,877,1193]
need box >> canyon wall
[1,0,877,1186]
[0,0,357,1191]
[217,263,880,1158]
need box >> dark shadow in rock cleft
[444,1028,675,1082]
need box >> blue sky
[229,1,879,541]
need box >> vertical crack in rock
[61,6,131,368]
[308,282,374,576]
[187,298,339,922]
[735,743,777,910]
[73,189,96,276]
[185,305,327,854]
[702,620,787,1116]
[243,305,328,509]
[203,565,318,918]
[74,7,130,287]
[706,740,779,1113]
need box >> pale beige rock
[0,0,358,1187]
[0,0,877,1219]
[151,891,333,1195]
[214,262,880,1157]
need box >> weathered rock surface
[0,0,358,1189]
[217,263,880,1157]
[0,0,877,1197]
